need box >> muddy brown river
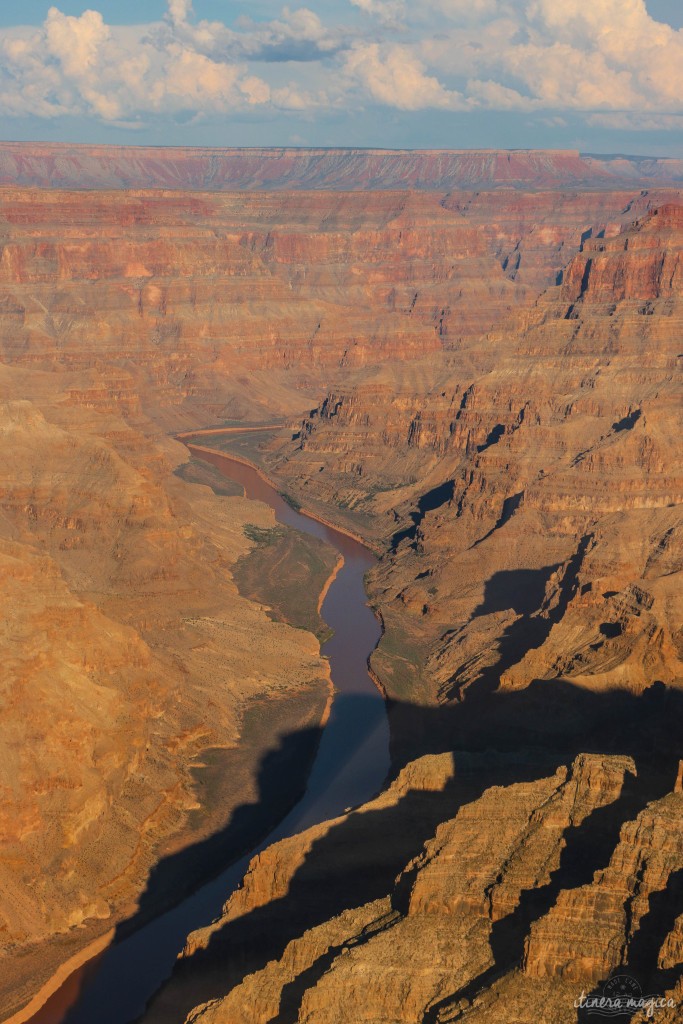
[26,446,389,1024]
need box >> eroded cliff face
[148,752,683,1024]
[148,200,683,1024]
[0,368,333,1016]
[0,186,659,432]
[273,200,683,711]
[0,176,681,1022]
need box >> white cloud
[164,47,242,109]
[349,0,406,28]
[466,78,537,111]
[45,7,109,79]
[522,0,683,110]
[167,6,347,64]
[344,42,464,110]
[0,0,682,129]
[167,0,193,26]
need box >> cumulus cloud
[349,0,406,29]
[344,42,464,109]
[45,7,109,79]
[0,3,333,122]
[0,0,681,130]
[501,0,683,112]
[166,0,193,25]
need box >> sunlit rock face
[275,201,683,707]
[0,153,680,1022]
[152,199,683,1023]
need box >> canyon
[0,146,680,1023]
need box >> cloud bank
[0,0,681,133]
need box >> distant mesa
[1,143,683,192]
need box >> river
[22,446,389,1024]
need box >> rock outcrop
[272,201,683,712]
[145,753,683,1024]
[151,200,683,1023]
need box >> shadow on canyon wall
[136,675,682,1024]
[58,719,326,1024]
[574,867,683,1024]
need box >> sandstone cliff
[146,752,683,1024]
[0,173,681,1022]
[0,370,332,1016]
[150,201,683,1023]
[271,200,682,711]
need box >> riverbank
[2,930,114,1024]
[183,438,384,554]
[12,445,389,1024]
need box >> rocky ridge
[1,144,683,192]
[148,752,683,1024]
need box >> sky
[0,0,682,154]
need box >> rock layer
[0,371,332,1016]
[150,753,683,1024]
[1,144,683,191]
[157,199,683,1023]
[0,165,681,1022]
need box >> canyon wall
[0,161,680,1021]
[146,752,683,1024]
[155,198,683,1022]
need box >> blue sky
[0,1,682,154]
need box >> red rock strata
[144,199,683,1024]
[0,167,680,1022]
[1,143,683,192]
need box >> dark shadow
[55,502,681,1024]
[391,480,455,552]
[577,946,683,1024]
[612,410,641,433]
[59,717,326,1024]
[473,565,558,618]
[270,909,402,1024]
[423,768,673,1023]
[470,490,524,548]
[443,535,591,702]
[477,423,505,452]
[627,868,683,991]
[137,678,682,1024]
[124,725,323,935]
[41,438,680,1024]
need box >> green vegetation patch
[243,524,288,546]
[279,491,302,512]
[370,607,431,702]
[235,523,339,642]
[206,429,277,466]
